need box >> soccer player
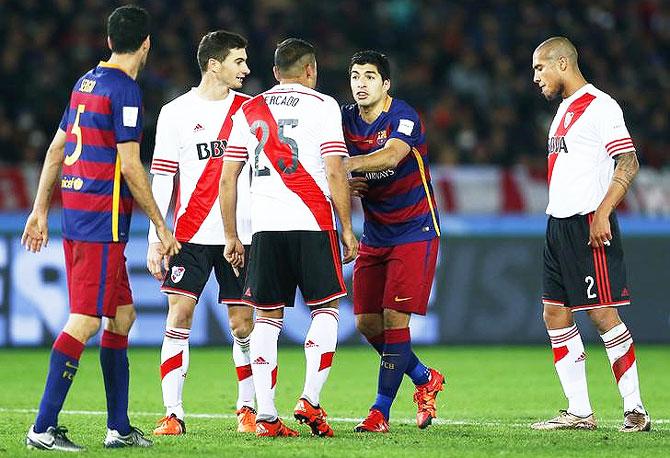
[147,30,257,436]
[21,5,180,451]
[530,36,650,432]
[220,38,357,437]
[341,51,444,433]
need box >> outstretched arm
[346,138,411,173]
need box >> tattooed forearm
[612,152,639,194]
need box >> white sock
[160,327,190,419]
[250,317,282,422]
[232,332,254,410]
[548,325,592,417]
[600,323,645,413]
[301,308,339,406]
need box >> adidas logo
[575,352,587,363]
[253,357,269,365]
[304,340,318,348]
[256,423,267,433]
[621,287,629,297]
[244,287,252,296]
[193,123,204,132]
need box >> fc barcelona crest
[171,266,185,283]
[376,130,387,145]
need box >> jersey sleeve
[388,105,422,148]
[58,105,69,132]
[150,106,179,176]
[319,98,348,158]
[224,110,250,162]
[598,100,635,158]
[110,81,143,143]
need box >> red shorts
[63,239,133,318]
[353,238,438,316]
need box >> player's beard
[544,82,563,101]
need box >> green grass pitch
[1,345,668,457]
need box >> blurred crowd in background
[1,0,668,172]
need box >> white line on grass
[1,408,667,427]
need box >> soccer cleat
[256,418,299,437]
[620,410,651,432]
[104,426,153,448]
[413,368,445,429]
[26,425,85,452]
[354,409,389,433]
[293,398,334,437]
[153,413,186,435]
[531,410,597,430]
[236,406,257,433]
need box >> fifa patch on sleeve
[123,106,139,127]
[397,119,414,136]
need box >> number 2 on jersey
[585,276,597,299]
[249,118,299,176]
[64,104,85,166]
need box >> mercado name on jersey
[58,62,143,242]
[342,96,440,247]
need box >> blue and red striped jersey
[342,96,440,247]
[58,62,143,242]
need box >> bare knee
[383,309,410,330]
[63,314,101,343]
[542,304,574,330]
[107,305,136,335]
[166,296,196,329]
[229,305,254,338]
[356,314,383,338]
[586,307,622,334]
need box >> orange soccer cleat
[236,406,257,433]
[293,398,334,437]
[153,414,186,435]
[354,409,389,433]
[255,418,299,437]
[413,368,445,429]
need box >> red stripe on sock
[367,333,384,346]
[612,343,636,383]
[271,366,278,389]
[54,332,85,360]
[101,330,128,350]
[236,364,252,381]
[384,327,410,344]
[552,345,569,363]
[160,351,183,379]
[319,351,335,371]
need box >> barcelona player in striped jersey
[342,51,445,433]
[21,5,180,451]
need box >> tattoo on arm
[612,152,639,193]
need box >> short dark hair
[107,5,150,54]
[349,50,391,82]
[274,38,316,75]
[197,30,248,73]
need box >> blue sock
[34,333,85,433]
[367,333,430,386]
[372,328,412,420]
[100,330,131,435]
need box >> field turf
[0,345,668,457]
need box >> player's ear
[107,36,113,52]
[272,65,281,82]
[143,35,151,52]
[383,79,391,92]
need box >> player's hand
[146,242,169,280]
[588,211,612,248]
[224,237,245,270]
[349,176,369,198]
[340,229,358,264]
[21,210,49,253]
[156,225,181,257]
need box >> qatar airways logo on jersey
[364,169,395,180]
[196,140,227,160]
[548,136,568,155]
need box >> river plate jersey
[58,62,143,242]
[342,96,440,247]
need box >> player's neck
[562,75,588,99]
[106,53,142,80]
[358,95,388,124]
[196,74,231,101]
